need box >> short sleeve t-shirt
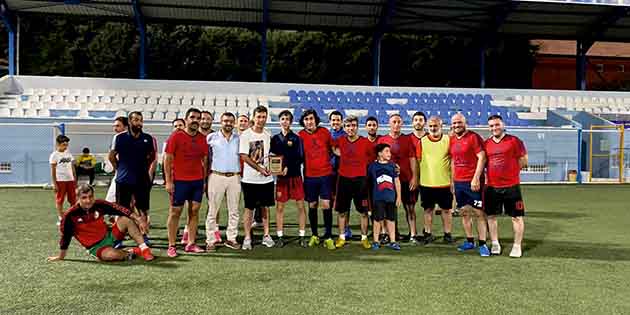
[368,161,398,203]
[335,135,372,178]
[298,127,334,178]
[49,151,75,182]
[377,134,415,182]
[77,155,96,168]
[164,130,209,181]
[113,131,156,185]
[484,134,527,188]
[449,131,484,182]
[239,128,273,184]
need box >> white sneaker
[509,245,522,258]
[56,216,62,226]
[491,242,501,255]
[242,238,252,250]
[262,235,275,248]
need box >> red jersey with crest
[450,131,485,182]
[484,134,527,188]
[299,127,334,177]
[334,135,372,178]
[377,134,415,182]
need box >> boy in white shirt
[49,135,77,225]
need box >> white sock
[340,234,346,240]
[492,240,500,246]
[361,235,367,240]
[299,230,305,237]
[139,243,148,250]
[512,244,521,248]
[277,230,283,238]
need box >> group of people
[48,104,528,263]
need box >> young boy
[367,143,402,251]
[50,135,77,226]
[271,110,306,247]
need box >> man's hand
[409,180,417,192]
[282,167,288,177]
[165,181,174,194]
[471,177,481,192]
[259,167,270,177]
[394,164,401,175]
[47,255,64,262]
[396,197,402,208]
[53,184,58,193]
[136,217,149,234]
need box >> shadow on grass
[62,257,190,268]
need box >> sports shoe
[308,235,320,247]
[298,237,308,248]
[275,237,285,248]
[113,240,124,249]
[180,230,189,245]
[387,242,401,251]
[380,234,390,245]
[184,244,205,253]
[224,240,241,250]
[413,234,425,243]
[423,234,435,245]
[452,208,461,217]
[141,248,155,261]
[457,241,475,252]
[206,242,217,252]
[361,239,371,249]
[324,238,336,250]
[262,235,275,248]
[251,221,261,229]
[509,245,522,258]
[344,226,353,239]
[491,242,502,255]
[443,234,455,244]
[56,217,61,226]
[410,236,419,246]
[371,242,380,250]
[213,230,223,244]
[478,244,490,257]
[167,246,178,258]
[242,238,253,250]
[143,234,152,247]
[335,238,346,248]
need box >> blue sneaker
[143,234,152,247]
[479,244,490,257]
[371,242,380,250]
[387,242,401,251]
[457,241,475,252]
[344,226,352,239]
[113,240,124,249]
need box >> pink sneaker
[185,244,205,253]
[180,230,189,245]
[167,246,178,258]
[214,230,223,244]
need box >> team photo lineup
[47,105,528,262]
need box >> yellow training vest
[419,135,451,187]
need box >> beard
[131,125,142,133]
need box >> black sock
[323,208,333,239]
[478,240,486,247]
[423,230,431,237]
[444,232,452,238]
[467,237,474,243]
[308,208,318,236]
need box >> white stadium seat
[0,107,10,117]
[165,111,177,121]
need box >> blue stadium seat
[398,107,411,124]
[377,109,389,124]
[383,92,392,99]
[288,90,298,103]
[364,92,374,104]
[392,92,401,98]
[401,92,410,100]
[306,91,317,103]
[297,90,307,102]
[317,91,326,103]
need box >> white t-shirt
[49,150,75,182]
[239,128,273,184]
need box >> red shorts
[55,181,77,206]
[276,176,305,203]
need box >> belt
[213,171,238,177]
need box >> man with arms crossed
[164,108,208,257]
[484,115,528,258]
[450,113,490,256]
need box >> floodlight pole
[479,44,486,88]
[261,0,270,82]
[1,0,16,76]
[373,0,396,86]
[132,0,147,79]
[576,40,592,91]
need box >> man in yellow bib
[416,116,454,244]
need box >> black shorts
[420,186,453,210]
[171,179,204,207]
[116,181,151,212]
[484,185,525,217]
[400,181,419,205]
[334,176,368,214]
[242,181,275,210]
[373,201,396,221]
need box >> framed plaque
[269,156,284,175]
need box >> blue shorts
[454,181,483,209]
[171,179,204,207]
[303,175,333,203]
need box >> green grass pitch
[1,185,629,314]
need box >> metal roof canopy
[3,0,630,89]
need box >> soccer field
[1,185,629,315]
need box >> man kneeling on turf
[48,184,154,262]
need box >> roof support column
[1,1,16,75]
[576,40,592,91]
[373,0,396,86]
[132,0,147,79]
[260,0,270,82]
[479,44,486,88]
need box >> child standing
[49,135,77,225]
[367,143,402,250]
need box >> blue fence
[0,124,58,185]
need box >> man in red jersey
[332,116,373,249]
[48,184,154,262]
[298,109,336,250]
[164,108,209,257]
[377,114,418,242]
[484,115,528,258]
[407,111,427,244]
[450,113,490,257]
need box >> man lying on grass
[48,184,155,262]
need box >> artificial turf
[1,185,629,314]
